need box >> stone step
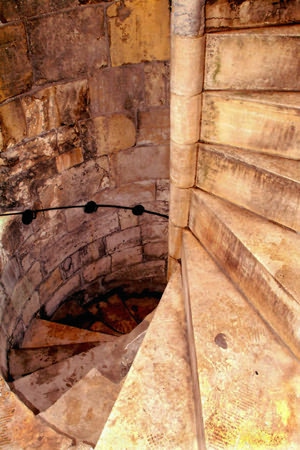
[39,368,122,447]
[96,264,198,449]
[0,375,74,449]
[8,342,102,380]
[189,188,300,360]
[204,25,300,90]
[21,318,116,348]
[11,312,154,413]
[196,143,300,232]
[182,230,300,449]
[201,92,300,159]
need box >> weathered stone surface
[190,189,300,360]
[201,92,300,159]
[0,0,77,22]
[27,6,107,83]
[0,100,27,149]
[169,184,190,228]
[83,256,111,284]
[144,62,170,107]
[93,114,136,155]
[171,93,201,145]
[22,291,40,328]
[137,108,170,145]
[44,274,81,316]
[111,145,169,185]
[107,0,170,66]
[39,268,63,305]
[56,147,84,173]
[106,226,141,254]
[206,0,300,30]
[39,368,121,446]
[89,65,144,116]
[118,208,139,230]
[172,0,205,36]
[1,257,20,297]
[141,221,168,245]
[38,157,110,208]
[170,141,197,188]
[0,23,32,101]
[0,376,74,449]
[205,25,300,90]
[171,35,205,96]
[144,241,168,259]
[93,181,156,206]
[196,143,300,232]
[156,179,169,202]
[96,266,198,449]
[112,246,143,271]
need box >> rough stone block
[27,6,107,83]
[171,93,201,145]
[170,141,197,188]
[56,147,84,173]
[144,62,170,107]
[1,257,20,297]
[103,260,166,287]
[0,0,78,21]
[106,226,141,254]
[205,26,300,90]
[137,108,170,145]
[171,35,205,96]
[168,221,182,260]
[112,246,143,271]
[107,0,170,66]
[141,221,168,245]
[22,291,40,328]
[83,256,111,283]
[0,100,27,149]
[206,0,300,30]
[43,274,81,316]
[169,184,190,228]
[0,23,32,101]
[89,65,144,116]
[172,0,205,36]
[118,209,139,230]
[94,114,136,155]
[144,241,167,259]
[93,181,156,207]
[39,268,63,305]
[111,145,169,185]
[156,179,169,202]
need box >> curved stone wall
[0,0,170,378]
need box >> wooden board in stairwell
[189,188,300,360]
[201,92,300,159]
[204,25,300,90]
[196,143,300,232]
[21,318,116,348]
[182,230,300,449]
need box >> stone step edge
[189,189,300,361]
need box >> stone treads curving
[182,230,300,449]
[201,92,300,159]
[189,188,300,360]
[96,265,198,449]
[0,375,88,449]
[39,368,121,447]
[10,313,152,413]
[196,143,300,232]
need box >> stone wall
[0,0,170,377]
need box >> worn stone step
[201,92,300,159]
[196,143,300,232]
[11,312,154,412]
[8,342,103,380]
[0,375,74,449]
[96,264,198,449]
[205,25,300,90]
[182,230,300,449]
[189,188,300,360]
[21,318,116,348]
[39,368,122,447]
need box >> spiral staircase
[1,1,300,449]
